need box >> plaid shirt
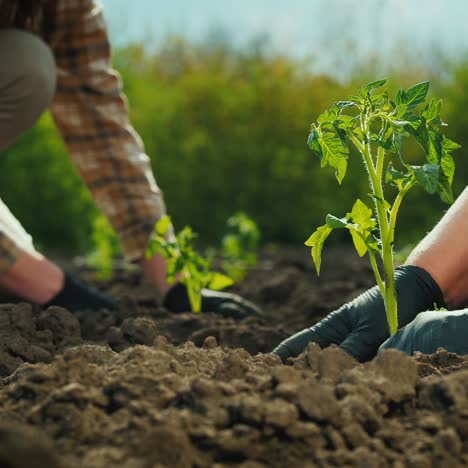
[1,0,166,266]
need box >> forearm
[407,186,468,308]
[0,250,64,303]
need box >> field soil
[1,247,468,468]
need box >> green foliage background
[0,39,466,255]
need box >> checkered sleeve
[48,0,166,261]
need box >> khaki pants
[0,29,57,272]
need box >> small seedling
[146,216,233,312]
[306,80,460,335]
[221,212,260,282]
[88,215,120,280]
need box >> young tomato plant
[88,214,121,280]
[146,216,233,313]
[221,212,261,282]
[306,80,460,335]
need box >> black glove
[163,282,262,318]
[43,272,116,312]
[272,265,445,363]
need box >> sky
[101,0,468,76]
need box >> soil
[1,246,468,468]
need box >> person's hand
[272,265,445,363]
[163,283,262,319]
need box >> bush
[0,40,466,255]
[0,113,97,252]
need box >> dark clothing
[380,309,468,355]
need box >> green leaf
[395,88,408,106]
[393,104,409,119]
[346,199,376,257]
[335,114,356,130]
[395,82,429,109]
[326,214,348,229]
[334,125,348,143]
[307,127,322,158]
[437,173,454,204]
[405,82,430,108]
[412,164,440,195]
[349,230,368,257]
[402,115,422,135]
[185,282,202,313]
[443,136,461,153]
[349,94,365,105]
[441,153,455,184]
[155,215,172,236]
[385,163,405,181]
[371,89,389,108]
[421,98,442,124]
[348,199,376,232]
[305,224,333,275]
[317,109,338,124]
[319,131,349,184]
[365,235,380,254]
[334,158,348,184]
[428,128,443,164]
[335,101,355,110]
[362,79,387,94]
[393,132,405,164]
[415,123,429,155]
[386,163,411,190]
[209,273,234,290]
[377,122,394,151]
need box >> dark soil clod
[1,248,468,467]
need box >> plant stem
[389,182,414,244]
[381,240,398,335]
[350,134,377,177]
[376,146,385,181]
[380,181,416,334]
[368,250,385,293]
[349,135,366,158]
[354,128,400,335]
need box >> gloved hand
[44,272,116,311]
[163,282,262,319]
[272,265,445,363]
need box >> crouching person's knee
[0,29,56,149]
[19,34,56,112]
[379,311,445,356]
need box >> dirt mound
[1,247,467,467]
[0,422,64,468]
[0,304,80,377]
[2,340,468,467]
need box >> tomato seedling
[146,216,233,312]
[306,80,460,335]
[221,212,260,282]
[88,215,120,280]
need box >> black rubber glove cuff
[43,272,116,312]
[273,265,445,363]
[163,282,262,318]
